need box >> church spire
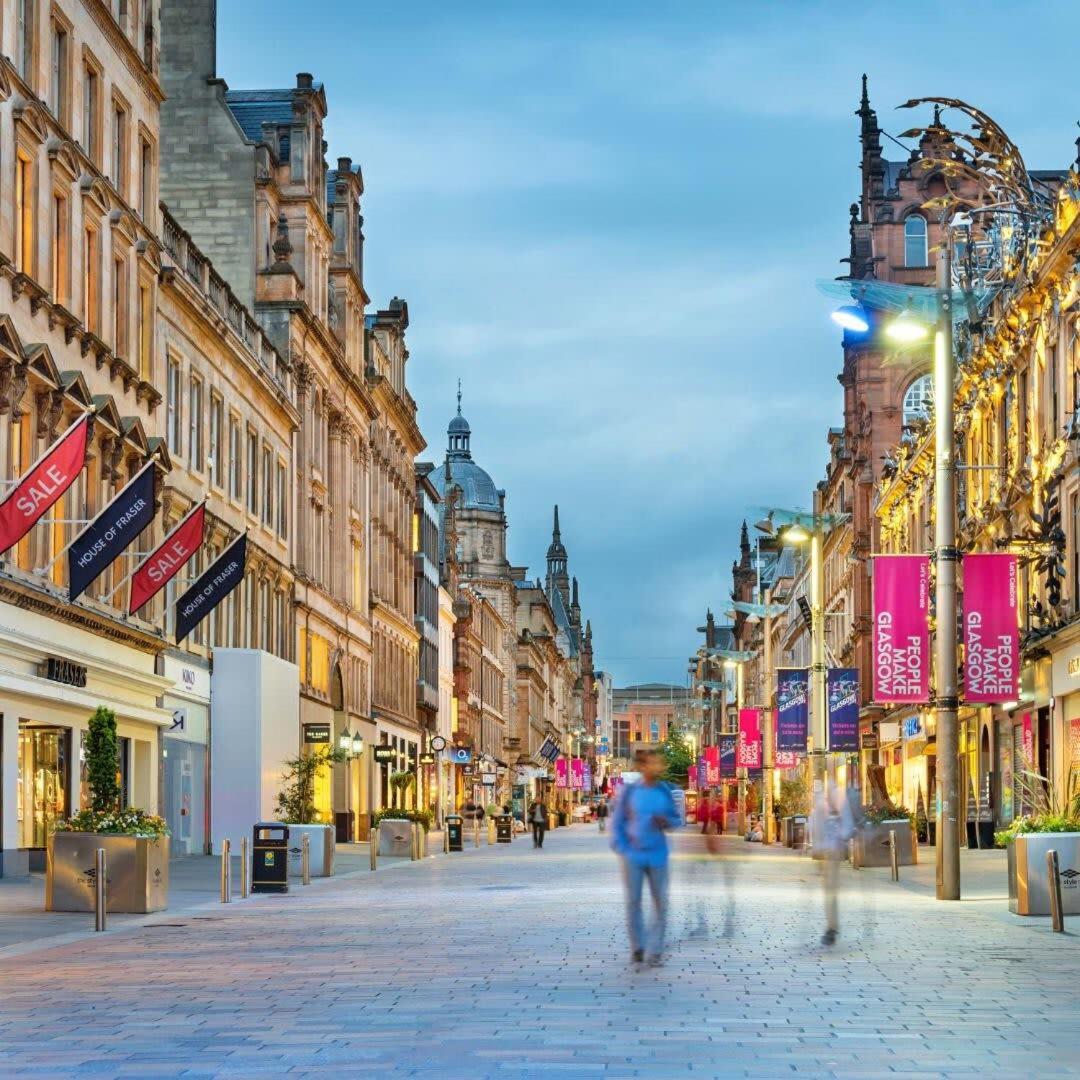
[545,503,570,608]
[857,73,885,207]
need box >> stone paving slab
[0,825,1077,1077]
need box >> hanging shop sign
[872,554,930,703]
[555,758,568,788]
[373,745,397,764]
[827,668,860,753]
[448,746,472,765]
[175,533,247,643]
[736,708,762,769]
[719,735,737,778]
[902,715,923,741]
[419,752,436,766]
[0,414,89,554]
[68,462,156,601]
[776,668,809,753]
[962,552,1019,703]
[129,501,206,615]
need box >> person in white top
[811,780,855,946]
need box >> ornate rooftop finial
[553,504,561,540]
[860,73,869,112]
[457,378,462,415]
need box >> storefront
[0,604,172,876]
[1050,632,1080,811]
[375,716,420,811]
[161,654,210,856]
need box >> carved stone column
[293,357,312,578]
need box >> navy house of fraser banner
[175,533,247,643]
[776,668,809,753]
[68,466,156,601]
[719,734,737,779]
[827,667,861,753]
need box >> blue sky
[217,1,1080,687]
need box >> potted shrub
[47,707,170,914]
[999,769,1080,916]
[776,774,810,847]
[274,746,347,877]
[852,803,917,868]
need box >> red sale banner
[129,502,206,614]
[705,745,720,786]
[555,758,568,788]
[963,553,1019,703]
[872,554,930,703]
[736,708,762,769]
[0,414,88,554]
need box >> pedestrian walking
[811,780,856,946]
[596,798,609,832]
[698,790,712,835]
[611,748,679,965]
[527,797,549,848]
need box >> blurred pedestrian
[811,780,856,946]
[698,790,712,834]
[527,796,549,848]
[596,798,609,832]
[611,748,679,965]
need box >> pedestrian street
[1,825,1077,1078]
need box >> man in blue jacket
[611,748,680,965]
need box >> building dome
[448,413,470,436]
[433,385,503,512]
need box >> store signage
[719,734,737,778]
[555,758,568,788]
[373,745,396,764]
[129,502,206,615]
[872,555,930,703]
[0,414,89,555]
[175,533,247,643]
[861,732,878,750]
[736,708,762,769]
[879,721,900,744]
[40,657,87,688]
[448,746,472,765]
[481,773,496,786]
[68,464,156,601]
[419,752,436,766]
[170,709,186,732]
[963,553,1019,703]
[776,668,809,753]
[902,715,923,740]
[827,668,860,752]
[303,723,331,744]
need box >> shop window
[19,724,71,850]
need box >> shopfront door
[17,725,71,851]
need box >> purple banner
[582,759,593,792]
[776,668,809,753]
[872,554,930,703]
[719,735,737,779]
[696,754,707,788]
[827,668,860,753]
[963,553,1019,704]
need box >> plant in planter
[862,803,912,825]
[47,707,170,914]
[274,746,348,878]
[995,768,1080,847]
[388,770,416,809]
[372,808,432,831]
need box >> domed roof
[449,413,470,435]
[432,458,502,512]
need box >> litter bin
[446,814,464,852]
[790,815,807,850]
[557,811,568,827]
[495,815,513,844]
[252,823,289,894]
[335,811,354,844]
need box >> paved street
[0,826,1077,1078]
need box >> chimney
[296,72,314,89]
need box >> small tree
[274,746,348,824]
[85,706,120,812]
[659,729,695,787]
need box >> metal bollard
[1048,849,1065,932]
[94,848,107,932]
[410,823,419,861]
[487,818,495,846]
[889,829,899,882]
[370,822,377,871]
[474,819,480,848]
[443,825,449,854]
[240,836,249,899]
[301,833,311,885]
[220,838,231,902]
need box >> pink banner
[963,553,1019,703]
[687,767,697,792]
[1022,713,1033,765]
[775,749,799,769]
[872,555,930,703]
[705,745,720,786]
[736,708,762,769]
[570,758,584,790]
[555,758,568,788]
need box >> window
[904,215,928,268]
[229,416,242,500]
[137,282,151,377]
[50,22,69,121]
[188,375,204,468]
[209,395,223,487]
[112,102,128,193]
[262,445,272,526]
[277,460,288,539]
[52,195,68,304]
[83,225,99,333]
[82,61,100,163]
[15,152,34,275]
[246,430,258,514]
[113,255,128,358]
[138,137,153,222]
[166,358,181,453]
[16,0,36,83]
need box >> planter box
[285,824,335,877]
[46,832,169,914]
[378,818,414,856]
[1008,832,1080,916]
[852,820,917,869]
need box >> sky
[216,0,1080,687]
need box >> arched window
[904,215,928,267]
[903,374,933,426]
